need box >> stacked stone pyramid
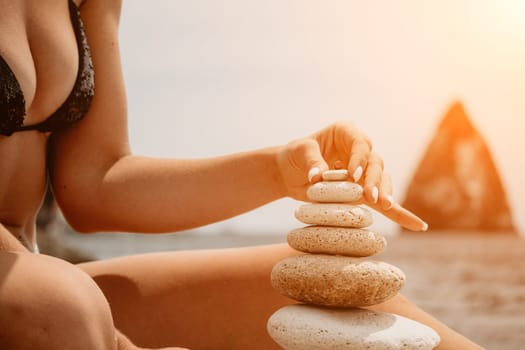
[267,170,441,350]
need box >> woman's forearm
[58,146,286,233]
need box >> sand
[377,232,525,350]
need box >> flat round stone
[295,204,373,228]
[271,255,405,307]
[288,226,386,257]
[307,181,363,203]
[321,169,349,181]
[267,305,441,350]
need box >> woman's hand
[276,121,428,231]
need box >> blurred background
[38,1,525,349]
[119,0,524,235]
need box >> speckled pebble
[271,255,405,307]
[267,304,441,350]
[307,181,363,203]
[287,226,386,257]
[295,204,373,228]
[321,169,349,181]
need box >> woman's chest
[0,0,79,126]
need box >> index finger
[370,202,428,232]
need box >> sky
[118,0,525,235]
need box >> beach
[379,232,525,350]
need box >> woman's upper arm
[49,0,130,211]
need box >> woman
[0,0,484,349]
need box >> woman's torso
[0,0,83,250]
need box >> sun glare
[499,0,525,33]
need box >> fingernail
[308,167,320,183]
[385,195,394,209]
[372,186,379,203]
[421,222,429,232]
[352,166,363,182]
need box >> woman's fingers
[347,138,372,183]
[291,139,329,183]
[378,172,394,210]
[328,122,371,183]
[347,137,371,183]
[300,122,426,231]
[362,152,384,204]
[373,202,428,232]
[363,169,426,230]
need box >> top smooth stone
[321,169,349,181]
[307,181,363,203]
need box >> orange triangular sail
[401,102,516,233]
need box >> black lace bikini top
[0,0,94,136]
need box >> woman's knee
[0,252,117,350]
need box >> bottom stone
[267,304,440,350]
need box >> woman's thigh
[79,243,485,350]
[78,243,300,350]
